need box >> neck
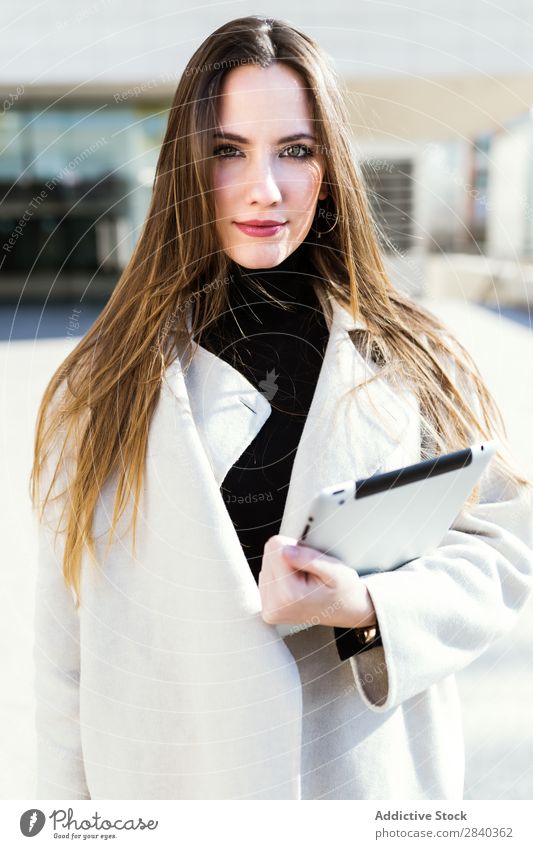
[228,241,316,303]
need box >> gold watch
[334,622,382,660]
[353,624,381,649]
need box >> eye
[213,144,242,158]
[213,143,314,159]
[280,144,314,159]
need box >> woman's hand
[258,534,377,631]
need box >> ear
[318,183,328,202]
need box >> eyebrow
[212,131,317,144]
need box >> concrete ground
[0,298,532,800]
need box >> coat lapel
[163,296,420,542]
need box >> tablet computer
[275,440,498,639]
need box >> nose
[243,155,283,206]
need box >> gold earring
[312,200,338,238]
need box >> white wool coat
[33,297,533,800]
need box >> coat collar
[162,295,418,540]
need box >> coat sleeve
[347,404,533,713]
[33,433,91,799]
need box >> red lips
[233,220,287,237]
[235,219,287,226]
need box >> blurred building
[1,0,533,303]
[0,101,166,300]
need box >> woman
[31,15,533,800]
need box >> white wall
[3,0,533,85]
[486,118,533,258]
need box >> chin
[229,243,294,269]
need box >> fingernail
[284,544,306,559]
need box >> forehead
[216,63,313,131]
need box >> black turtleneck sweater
[199,242,366,661]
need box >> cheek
[290,183,321,220]
[212,165,224,190]
[283,163,323,207]
[211,167,232,206]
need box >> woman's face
[211,62,328,269]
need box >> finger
[262,534,297,584]
[261,536,304,620]
[282,542,338,566]
[282,544,339,587]
[264,535,298,573]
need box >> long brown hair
[30,14,531,609]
